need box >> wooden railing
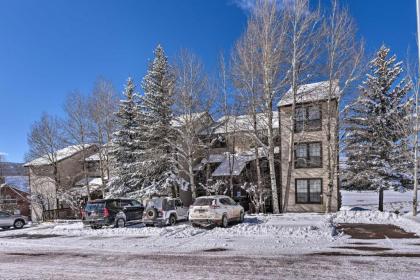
[43,208,76,220]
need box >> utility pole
[414,0,420,216]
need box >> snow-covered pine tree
[108,78,144,197]
[344,46,413,203]
[138,45,177,188]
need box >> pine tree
[138,45,176,184]
[108,78,144,197]
[344,46,413,198]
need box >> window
[295,105,321,132]
[295,142,322,168]
[119,200,132,208]
[131,200,142,207]
[219,198,231,206]
[295,179,322,204]
[174,199,183,207]
[0,211,10,217]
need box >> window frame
[295,178,323,204]
[294,104,322,133]
[294,142,322,168]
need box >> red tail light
[103,207,110,218]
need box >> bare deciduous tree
[63,91,93,200]
[172,49,213,199]
[27,113,65,219]
[322,0,364,213]
[282,0,322,212]
[89,78,119,196]
[236,0,286,214]
[231,14,270,212]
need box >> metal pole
[414,0,420,216]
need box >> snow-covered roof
[170,112,210,127]
[24,144,95,167]
[211,147,279,177]
[75,177,106,187]
[208,112,279,135]
[277,80,339,107]
[68,183,102,196]
[193,154,226,171]
[85,153,100,162]
[212,154,255,177]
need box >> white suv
[189,195,244,228]
[142,197,189,226]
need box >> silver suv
[0,211,28,229]
[142,197,189,226]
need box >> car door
[228,197,241,219]
[174,199,187,220]
[130,200,144,221]
[119,200,134,221]
[219,198,234,220]
[0,211,13,227]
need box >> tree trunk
[325,97,334,213]
[188,161,196,199]
[413,81,418,216]
[282,121,294,213]
[254,147,263,212]
[267,110,280,214]
[98,152,106,198]
[378,187,384,212]
[82,147,91,201]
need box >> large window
[295,179,322,204]
[295,105,321,132]
[295,142,322,168]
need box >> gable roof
[208,147,279,177]
[277,80,339,107]
[207,112,279,135]
[24,144,94,167]
[170,112,212,127]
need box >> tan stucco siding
[279,101,339,212]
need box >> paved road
[0,247,419,280]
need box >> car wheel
[13,219,25,229]
[221,215,228,228]
[168,215,177,226]
[115,218,125,228]
[239,211,245,223]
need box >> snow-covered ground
[0,191,420,279]
[342,189,420,211]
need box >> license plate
[198,209,206,213]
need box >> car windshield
[193,198,216,206]
[85,202,105,212]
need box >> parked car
[82,198,144,229]
[189,195,245,228]
[0,211,28,229]
[142,197,189,226]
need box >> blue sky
[0,0,417,162]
